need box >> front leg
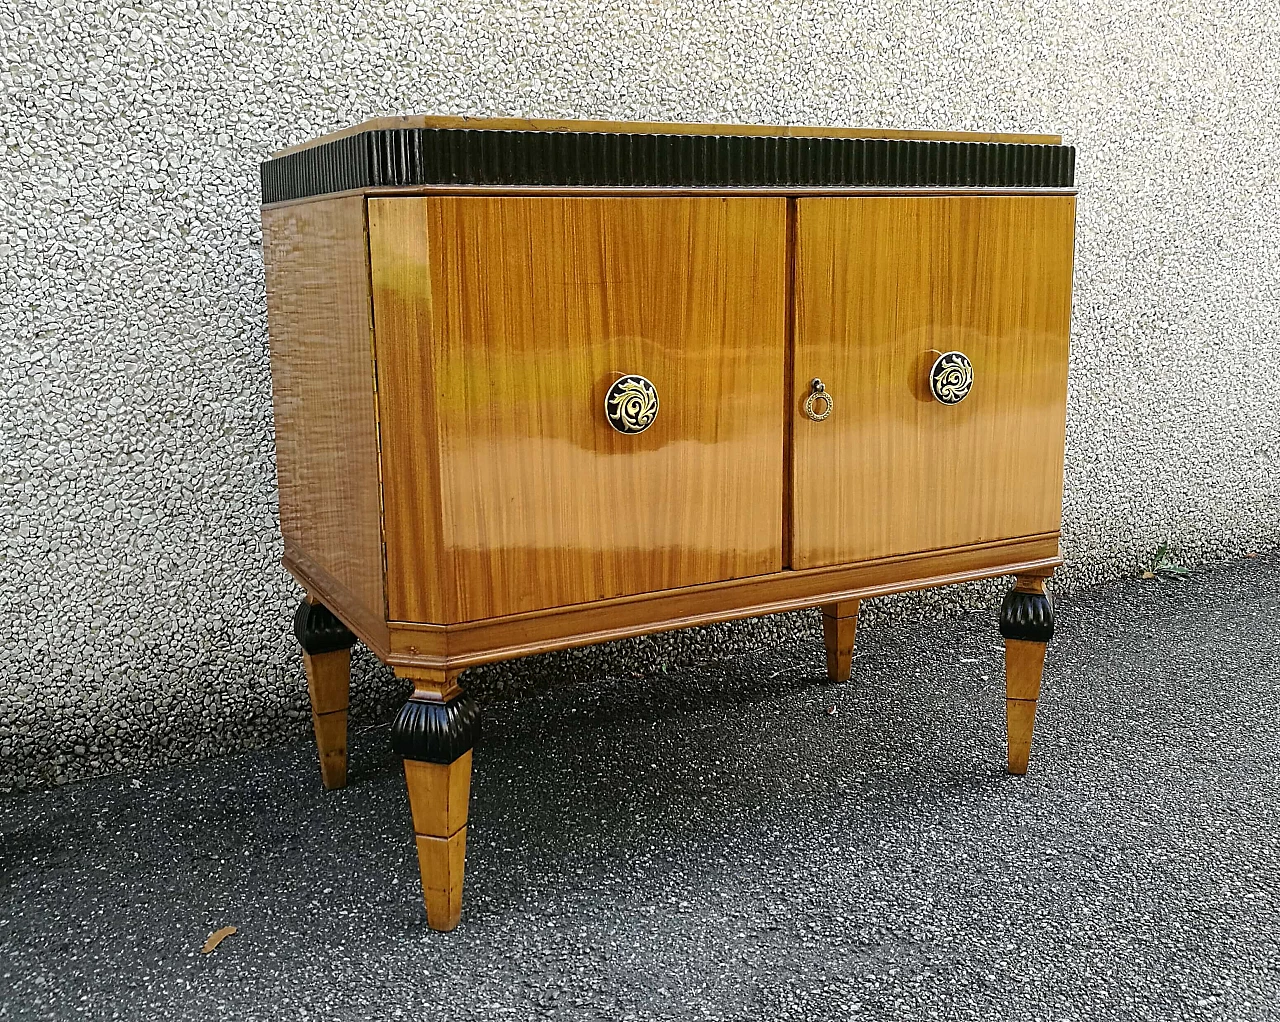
[293,597,356,790]
[392,668,480,931]
[999,575,1055,775]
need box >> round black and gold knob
[804,378,833,422]
[929,351,974,404]
[605,374,659,434]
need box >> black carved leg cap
[391,691,481,764]
[293,599,357,655]
[999,586,1055,643]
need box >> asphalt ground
[3,552,1279,1021]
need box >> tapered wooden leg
[999,575,1054,775]
[304,648,350,789]
[405,754,471,930]
[821,599,861,681]
[1004,639,1046,775]
[293,597,356,790]
[392,668,480,932]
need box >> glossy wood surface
[263,197,387,642]
[262,169,1077,931]
[273,116,1061,158]
[369,195,787,623]
[386,535,1060,669]
[792,196,1076,569]
[397,666,466,702]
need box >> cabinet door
[791,196,1075,569]
[370,195,786,623]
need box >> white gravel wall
[3,1,1278,790]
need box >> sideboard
[261,117,1075,931]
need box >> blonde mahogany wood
[397,667,472,931]
[415,829,468,932]
[398,666,465,702]
[781,198,798,569]
[369,195,787,624]
[404,754,472,838]
[273,116,1061,158]
[821,600,861,682]
[1013,576,1048,598]
[1005,575,1049,774]
[263,152,1075,929]
[286,532,1059,670]
[263,197,387,643]
[792,195,1076,569]
[1005,638,1047,775]
[386,536,1060,669]
[283,542,388,655]
[302,645,350,790]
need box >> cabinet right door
[791,195,1076,570]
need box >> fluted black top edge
[260,128,1076,204]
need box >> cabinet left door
[369,195,787,624]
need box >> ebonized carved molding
[293,599,357,655]
[999,587,1055,643]
[261,128,1076,204]
[391,692,481,765]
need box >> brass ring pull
[804,378,832,422]
[605,374,659,434]
[929,351,974,404]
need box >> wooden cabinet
[262,117,1077,930]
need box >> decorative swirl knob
[804,378,832,422]
[929,351,974,405]
[605,374,659,434]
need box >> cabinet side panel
[263,196,387,640]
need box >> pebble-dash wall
[3,1,1278,789]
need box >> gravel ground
[2,553,1279,1021]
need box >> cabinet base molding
[347,535,1061,672]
